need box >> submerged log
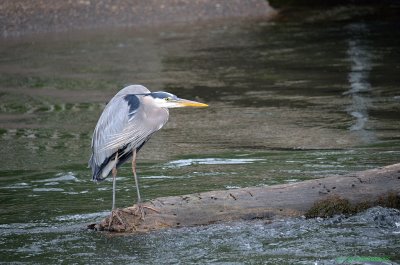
[90,163,400,233]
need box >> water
[1,6,400,264]
[1,207,399,264]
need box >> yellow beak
[177,99,208,108]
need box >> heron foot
[135,203,145,220]
[142,205,160,213]
[108,209,126,230]
[131,203,160,220]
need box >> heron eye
[165,97,172,101]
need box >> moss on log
[89,163,400,233]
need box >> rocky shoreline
[0,0,277,37]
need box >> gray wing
[90,94,133,169]
[98,98,162,153]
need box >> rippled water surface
[1,6,400,264]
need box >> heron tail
[88,147,136,182]
[88,155,108,182]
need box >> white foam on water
[3,182,30,189]
[225,185,241,189]
[33,188,64,192]
[142,175,175,179]
[166,158,264,168]
[33,172,78,183]
[285,179,299,183]
[44,182,59,186]
[55,211,109,222]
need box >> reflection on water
[345,22,376,143]
[1,7,400,264]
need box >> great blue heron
[89,84,208,219]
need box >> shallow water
[1,207,399,264]
[1,6,400,264]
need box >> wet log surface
[90,163,400,233]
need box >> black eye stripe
[150,92,178,101]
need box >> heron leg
[132,149,146,219]
[132,149,141,203]
[112,152,118,210]
[108,153,126,230]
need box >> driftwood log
[89,163,400,233]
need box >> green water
[1,6,400,264]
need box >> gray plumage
[89,84,207,215]
[89,85,168,181]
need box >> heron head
[148,91,208,108]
